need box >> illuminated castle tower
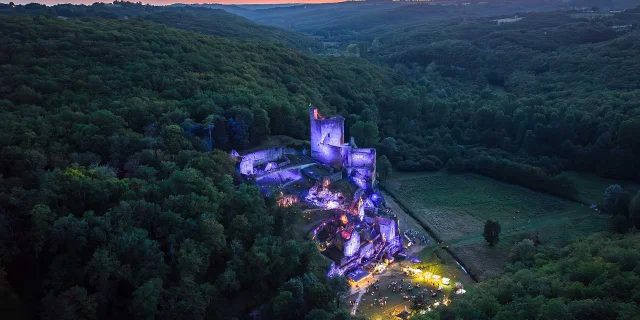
[310,106,377,189]
[310,107,345,168]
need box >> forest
[363,10,640,184]
[206,1,640,184]
[0,14,379,320]
[3,2,640,187]
[1,1,640,319]
[0,2,323,51]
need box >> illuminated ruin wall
[345,148,376,168]
[347,167,376,190]
[256,169,303,188]
[360,242,374,259]
[375,217,397,243]
[314,144,343,168]
[344,148,376,188]
[238,147,297,175]
[310,107,345,168]
[308,107,378,188]
[320,207,403,278]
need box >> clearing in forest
[560,171,639,205]
[383,171,609,280]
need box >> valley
[1,1,640,319]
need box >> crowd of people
[404,229,430,246]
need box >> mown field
[561,171,639,205]
[382,171,610,280]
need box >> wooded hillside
[0,2,323,51]
[0,15,390,320]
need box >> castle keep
[309,107,377,189]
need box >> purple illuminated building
[310,107,344,168]
[309,107,376,189]
[317,211,402,278]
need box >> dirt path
[383,192,436,246]
[350,288,365,315]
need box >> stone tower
[309,106,345,168]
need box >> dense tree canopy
[0,2,322,51]
[0,15,363,319]
[360,11,640,184]
[2,4,640,319]
[424,233,640,320]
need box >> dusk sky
[14,0,343,5]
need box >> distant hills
[0,3,322,51]
[143,9,323,51]
[197,1,560,34]
[197,0,640,35]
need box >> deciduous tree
[483,220,501,246]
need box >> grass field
[561,171,639,205]
[383,171,611,280]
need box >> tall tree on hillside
[226,107,254,146]
[483,220,501,246]
[163,125,191,154]
[347,44,358,55]
[379,137,397,159]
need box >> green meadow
[383,171,610,280]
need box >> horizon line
[10,0,351,5]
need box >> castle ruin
[309,107,376,189]
[231,105,400,284]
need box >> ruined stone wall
[310,108,322,154]
[376,218,396,242]
[343,147,376,187]
[312,144,343,168]
[320,118,344,147]
[347,167,376,190]
[310,107,344,167]
[360,243,374,259]
[239,161,254,176]
[340,144,351,166]
[239,147,296,175]
[347,148,376,168]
